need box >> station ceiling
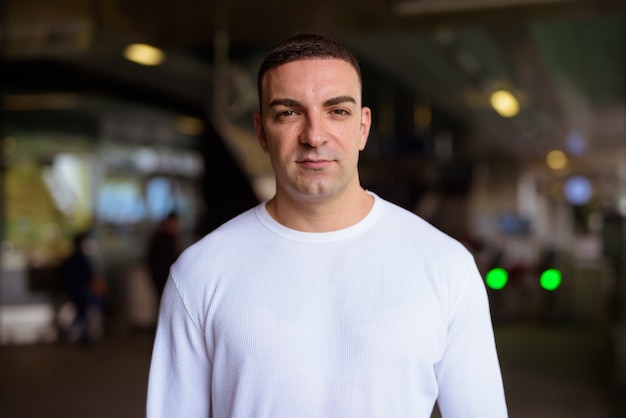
[3,0,625,188]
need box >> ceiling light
[124,43,165,66]
[546,150,567,170]
[489,90,520,118]
[176,116,205,136]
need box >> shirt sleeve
[146,274,212,418]
[434,261,508,418]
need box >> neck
[266,187,374,232]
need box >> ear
[359,107,372,151]
[253,112,269,153]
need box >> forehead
[261,59,361,102]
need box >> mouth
[296,158,333,170]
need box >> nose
[299,114,327,147]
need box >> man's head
[257,33,362,109]
[253,34,372,208]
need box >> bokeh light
[564,175,592,205]
[546,150,567,170]
[490,90,520,118]
[486,267,508,290]
[124,43,165,66]
[540,268,562,291]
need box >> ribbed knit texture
[146,193,508,417]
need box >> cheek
[265,135,291,161]
[347,128,366,152]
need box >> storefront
[1,93,206,343]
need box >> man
[62,231,97,344]
[146,211,181,300]
[147,33,508,417]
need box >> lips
[297,158,332,169]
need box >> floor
[0,324,624,418]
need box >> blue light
[566,131,587,156]
[564,175,592,205]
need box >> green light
[486,267,508,290]
[540,268,562,291]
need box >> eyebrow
[323,95,357,107]
[268,98,301,108]
[268,95,357,109]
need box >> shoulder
[375,197,479,302]
[181,205,258,254]
[378,197,471,258]
[169,205,264,280]
[382,199,482,306]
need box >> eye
[330,108,350,117]
[275,109,298,120]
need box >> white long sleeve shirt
[147,193,508,417]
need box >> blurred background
[0,0,624,417]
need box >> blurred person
[146,211,181,300]
[147,33,507,417]
[62,231,98,344]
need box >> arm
[146,275,212,418]
[434,263,508,418]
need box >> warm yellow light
[176,116,205,136]
[124,43,165,66]
[490,90,520,118]
[546,150,567,170]
[414,106,432,128]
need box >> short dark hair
[257,33,362,107]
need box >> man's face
[254,59,372,202]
